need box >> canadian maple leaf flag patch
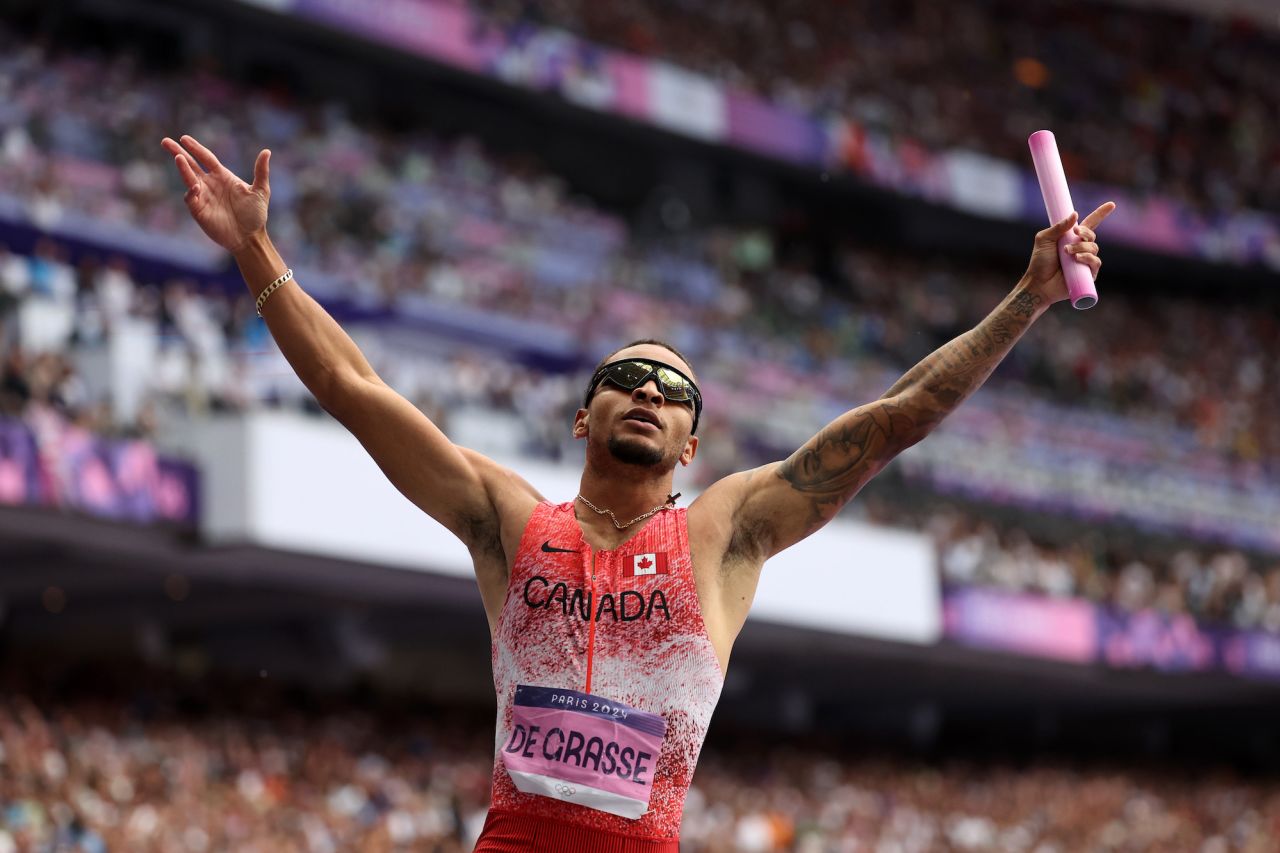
[631,552,670,576]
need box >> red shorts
[474,809,680,853]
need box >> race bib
[502,684,667,819]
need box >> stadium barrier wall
[162,411,942,645]
[0,413,199,526]
[8,405,1276,680]
[945,587,1280,681]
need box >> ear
[572,408,590,439]
[679,434,698,466]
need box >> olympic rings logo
[554,783,577,797]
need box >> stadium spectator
[2,680,1279,852]
[0,22,1277,639]
[472,0,1280,214]
[2,22,1275,467]
[927,505,1280,631]
[3,19,1278,457]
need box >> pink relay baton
[1028,130,1097,310]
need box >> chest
[496,505,724,703]
[503,506,715,650]
[515,545,685,625]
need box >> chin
[606,434,667,468]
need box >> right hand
[162,135,271,254]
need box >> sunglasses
[585,358,703,433]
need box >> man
[162,134,1112,851]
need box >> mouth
[622,408,661,430]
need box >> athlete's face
[573,344,699,471]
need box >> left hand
[1022,201,1116,304]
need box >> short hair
[591,338,696,380]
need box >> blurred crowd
[1,23,1279,633]
[4,12,1280,852]
[0,690,492,853]
[0,238,570,449]
[4,226,1276,473]
[0,240,269,438]
[2,685,1278,852]
[5,228,1280,634]
[473,0,1280,215]
[2,21,1277,468]
[924,505,1280,633]
[688,750,1280,853]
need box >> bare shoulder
[456,449,545,631]
[457,447,544,550]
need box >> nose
[631,380,664,406]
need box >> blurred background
[1,0,1278,849]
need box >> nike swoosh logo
[541,540,581,554]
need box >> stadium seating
[2,679,1277,851]
[471,0,1280,215]
[2,15,1278,637]
[3,4,1280,849]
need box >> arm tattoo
[881,287,1043,407]
[1010,291,1040,318]
[778,400,918,529]
[778,287,1044,532]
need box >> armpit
[458,510,506,563]
[722,515,773,575]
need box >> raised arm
[704,203,1115,562]
[161,135,542,562]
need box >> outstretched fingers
[180,134,224,174]
[1071,202,1116,246]
[162,137,202,190]
[160,136,197,179]
[1080,201,1116,234]
[1068,205,1108,281]
[175,155,202,192]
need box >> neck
[576,463,677,524]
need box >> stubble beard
[606,434,666,468]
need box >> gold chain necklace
[575,492,681,530]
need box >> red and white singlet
[475,501,725,852]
